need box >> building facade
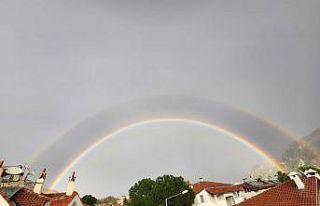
[192,178,276,206]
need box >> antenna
[39,168,47,179]
[69,171,76,182]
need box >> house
[0,160,83,206]
[236,169,320,206]
[0,187,83,206]
[191,178,276,206]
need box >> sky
[0,0,320,197]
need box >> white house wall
[0,195,10,206]
[193,189,268,206]
[68,195,83,206]
[193,190,217,206]
[193,190,243,206]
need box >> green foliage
[276,171,290,183]
[128,178,155,206]
[81,194,98,206]
[128,175,194,206]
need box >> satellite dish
[4,166,24,175]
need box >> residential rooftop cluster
[191,169,320,206]
[0,160,83,206]
[1,159,320,206]
[191,177,277,206]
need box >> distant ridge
[281,128,320,170]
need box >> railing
[0,180,35,189]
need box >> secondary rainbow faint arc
[49,118,284,189]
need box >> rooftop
[191,180,231,194]
[237,176,320,206]
[0,187,80,206]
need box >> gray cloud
[0,0,319,196]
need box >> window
[226,196,235,206]
[199,195,205,203]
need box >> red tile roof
[46,191,79,206]
[1,187,80,206]
[11,188,50,206]
[206,184,244,195]
[237,177,320,206]
[191,181,232,194]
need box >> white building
[191,178,276,206]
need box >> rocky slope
[281,128,320,170]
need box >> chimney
[33,168,47,194]
[66,171,76,196]
[288,171,304,189]
[304,169,320,180]
[0,160,4,178]
[199,177,204,182]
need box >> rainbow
[49,118,284,189]
[242,110,319,161]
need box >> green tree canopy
[128,178,155,206]
[81,194,98,206]
[276,171,290,183]
[128,175,194,206]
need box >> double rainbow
[49,118,285,189]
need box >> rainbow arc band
[49,118,284,189]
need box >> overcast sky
[0,0,320,197]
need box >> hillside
[281,128,320,170]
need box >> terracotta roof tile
[192,181,231,194]
[206,184,244,195]
[1,187,80,206]
[237,177,320,206]
[11,188,50,206]
[46,191,78,206]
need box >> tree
[128,175,194,206]
[81,194,98,206]
[128,178,155,206]
[276,171,290,183]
